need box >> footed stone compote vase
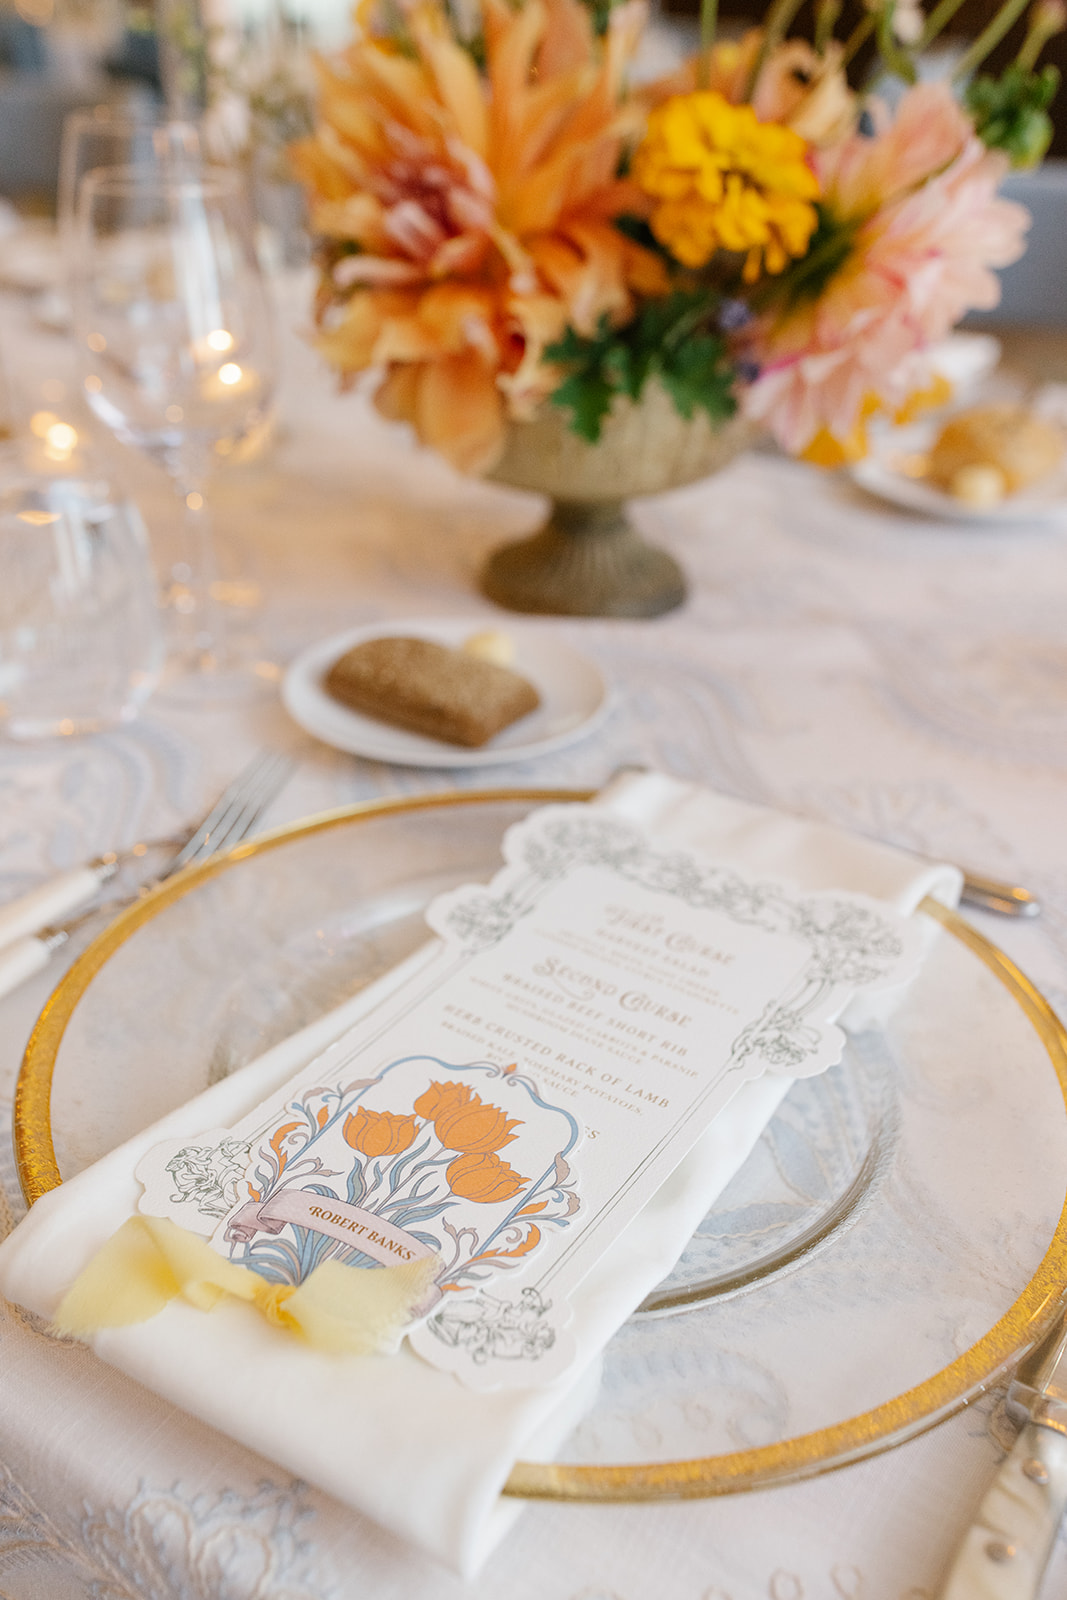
[482,379,758,619]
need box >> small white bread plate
[282,619,611,768]
[852,453,1067,525]
[851,416,1067,526]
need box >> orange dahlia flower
[447,1150,527,1203]
[343,1106,420,1157]
[291,0,667,472]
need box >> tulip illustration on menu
[209,1052,582,1360]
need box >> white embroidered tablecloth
[2,268,1067,1600]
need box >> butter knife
[938,1310,1067,1600]
[0,846,150,951]
[960,874,1041,920]
[0,752,294,1000]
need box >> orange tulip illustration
[446,1151,527,1204]
[435,1091,522,1153]
[413,1079,522,1151]
[413,1080,473,1121]
[343,1107,419,1159]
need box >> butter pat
[462,629,516,667]
[950,463,1007,506]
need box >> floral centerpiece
[291,0,1063,614]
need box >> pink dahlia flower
[744,84,1030,461]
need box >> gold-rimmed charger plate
[14,788,1067,1503]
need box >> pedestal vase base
[480,500,686,619]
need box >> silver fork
[0,751,295,1001]
[165,751,295,874]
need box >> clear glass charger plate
[15,789,1067,1503]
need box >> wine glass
[70,164,276,697]
[59,107,176,248]
[58,110,205,274]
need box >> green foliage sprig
[965,63,1061,166]
[545,292,738,445]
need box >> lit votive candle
[199,360,260,402]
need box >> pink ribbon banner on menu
[224,1190,436,1266]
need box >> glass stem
[169,464,226,672]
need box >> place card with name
[136,803,921,1389]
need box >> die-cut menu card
[136,803,920,1391]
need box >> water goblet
[0,452,164,738]
[51,109,200,332]
[71,164,276,698]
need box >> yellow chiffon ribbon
[53,1215,439,1356]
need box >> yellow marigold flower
[633,91,819,281]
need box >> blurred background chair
[969,163,1067,327]
[0,0,160,211]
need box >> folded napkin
[0,775,961,1574]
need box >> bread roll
[324,636,540,748]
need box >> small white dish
[0,224,64,294]
[31,288,72,334]
[851,425,1067,526]
[282,619,611,768]
[926,332,1001,398]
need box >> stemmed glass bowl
[71,163,276,697]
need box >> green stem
[1016,5,1066,69]
[744,0,809,98]
[953,0,1034,77]
[754,214,859,312]
[815,0,842,51]
[877,0,918,79]
[840,10,876,63]
[919,0,971,47]
[663,300,714,349]
[1016,24,1043,65]
[698,0,718,89]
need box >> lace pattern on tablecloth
[0,1470,336,1600]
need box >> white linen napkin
[0,775,961,1574]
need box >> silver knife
[0,752,294,1001]
[0,841,171,952]
[938,1309,1067,1600]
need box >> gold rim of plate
[14,787,1067,1504]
